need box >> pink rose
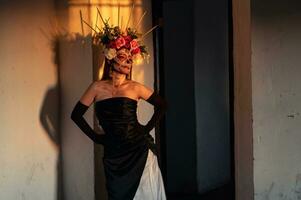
[130,39,139,50]
[115,37,126,49]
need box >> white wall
[0,1,59,199]
[252,1,301,199]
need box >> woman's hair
[100,58,132,80]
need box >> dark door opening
[152,0,235,199]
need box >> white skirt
[133,149,167,200]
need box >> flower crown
[96,21,147,62]
[80,6,158,64]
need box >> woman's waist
[103,134,148,158]
[100,121,143,134]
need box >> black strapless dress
[95,97,164,200]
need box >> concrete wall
[0,1,59,199]
[251,1,301,199]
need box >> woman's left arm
[137,83,168,132]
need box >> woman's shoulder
[128,80,146,87]
[94,79,110,86]
[127,80,146,91]
[129,80,153,93]
[128,80,140,85]
[86,80,109,92]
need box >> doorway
[152,0,236,199]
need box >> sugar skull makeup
[113,48,133,68]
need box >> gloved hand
[137,123,157,155]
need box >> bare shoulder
[129,80,150,90]
[79,80,106,106]
[95,79,109,85]
[128,80,141,87]
[93,80,110,89]
[129,80,153,100]
[83,80,108,95]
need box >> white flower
[103,48,117,60]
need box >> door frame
[232,0,254,199]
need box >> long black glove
[70,101,106,145]
[139,91,167,156]
[144,91,168,132]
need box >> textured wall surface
[252,1,301,199]
[0,1,59,199]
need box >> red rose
[131,47,141,54]
[125,43,131,49]
[115,37,126,49]
[107,41,117,48]
[124,36,132,49]
[124,35,132,43]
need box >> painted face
[112,48,133,75]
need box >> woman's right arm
[70,81,106,145]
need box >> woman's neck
[111,72,127,87]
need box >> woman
[70,48,168,199]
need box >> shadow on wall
[39,31,93,200]
[39,31,107,200]
[39,37,63,200]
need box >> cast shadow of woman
[39,37,63,200]
[39,32,108,200]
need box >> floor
[168,182,234,200]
